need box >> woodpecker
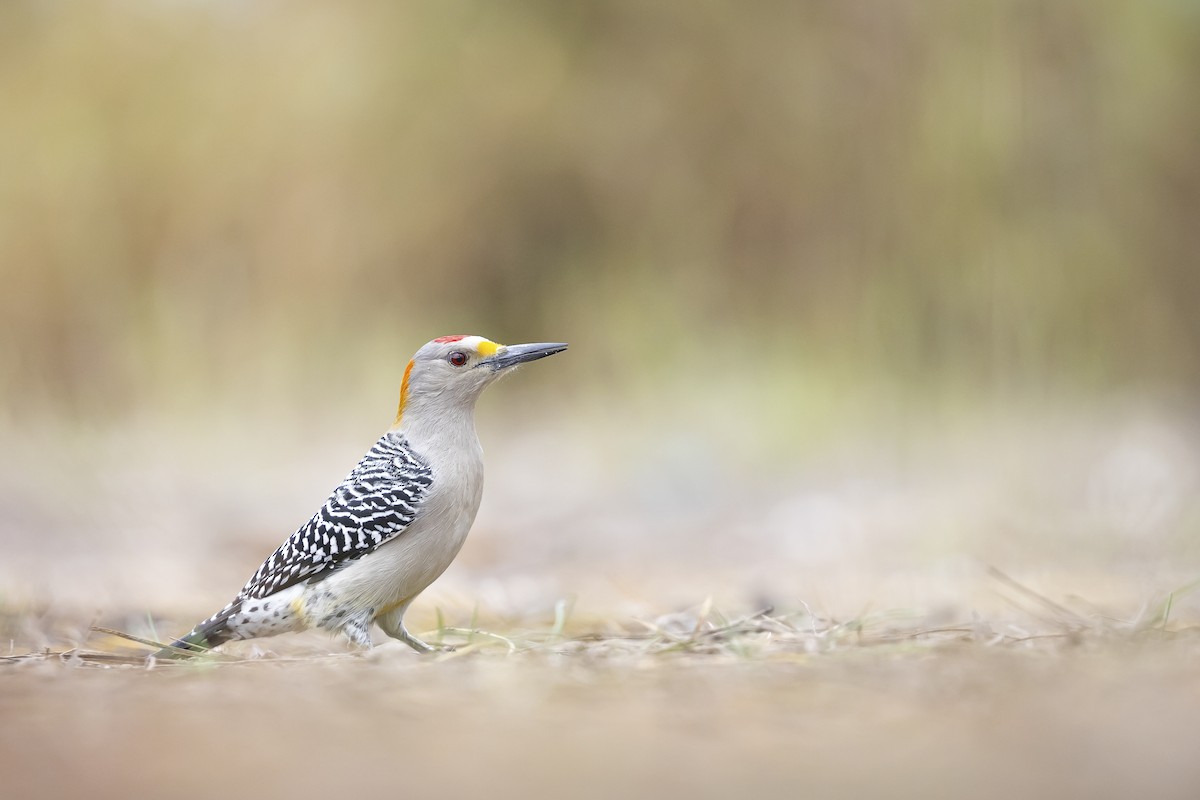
[154,335,567,658]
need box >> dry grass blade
[987,566,1089,630]
[88,626,230,661]
[432,627,519,653]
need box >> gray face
[404,336,568,411]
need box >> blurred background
[1,0,1199,644]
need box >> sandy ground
[3,405,1199,798]
[4,633,1200,800]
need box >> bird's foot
[398,628,456,653]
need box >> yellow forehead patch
[477,339,501,357]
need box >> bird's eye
[448,351,469,367]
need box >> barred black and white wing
[238,431,434,600]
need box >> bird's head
[393,335,568,428]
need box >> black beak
[484,342,568,371]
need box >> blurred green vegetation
[0,1,1197,428]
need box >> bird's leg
[341,612,375,651]
[376,604,455,653]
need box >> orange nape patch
[393,359,416,427]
